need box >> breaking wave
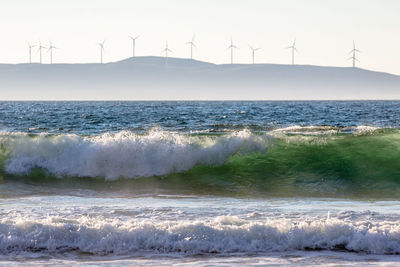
[1,213,400,257]
[0,127,400,198]
[0,129,268,180]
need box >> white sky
[1,0,399,75]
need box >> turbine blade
[27,42,36,48]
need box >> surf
[1,127,400,198]
[0,128,269,179]
[1,212,400,257]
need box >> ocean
[0,101,400,266]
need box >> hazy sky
[1,0,399,75]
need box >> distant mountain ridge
[0,56,399,100]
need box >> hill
[0,56,399,100]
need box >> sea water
[0,101,400,266]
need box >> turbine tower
[129,35,140,57]
[27,42,36,64]
[37,42,46,64]
[186,35,196,60]
[162,41,173,59]
[348,41,361,68]
[227,37,238,64]
[287,39,298,65]
[97,40,105,64]
[249,45,261,64]
[47,41,58,64]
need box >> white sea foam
[271,125,382,136]
[2,195,400,261]
[271,125,340,136]
[352,125,380,135]
[1,129,269,179]
[1,214,400,256]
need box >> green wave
[156,130,400,198]
[1,129,400,199]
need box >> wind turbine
[97,40,105,64]
[348,41,361,68]
[37,41,46,64]
[47,41,58,64]
[287,39,298,65]
[129,35,140,57]
[162,41,173,59]
[186,35,196,60]
[27,42,36,63]
[249,45,261,64]
[227,37,238,64]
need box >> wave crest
[1,129,269,180]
